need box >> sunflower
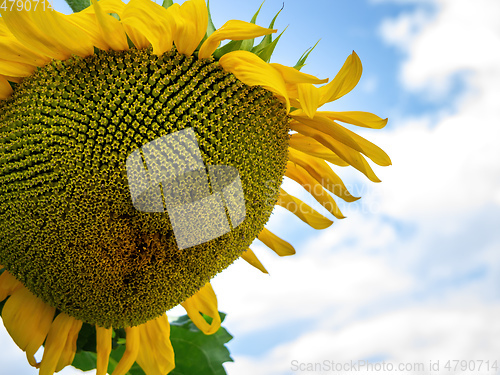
[0,0,390,373]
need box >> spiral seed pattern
[0,48,289,328]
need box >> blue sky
[2,0,500,374]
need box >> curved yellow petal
[291,112,362,153]
[0,75,13,100]
[0,34,49,66]
[55,318,83,372]
[270,63,328,85]
[258,227,295,256]
[0,270,22,301]
[319,111,388,129]
[113,327,140,375]
[136,314,175,375]
[285,161,345,219]
[199,20,276,59]
[1,286,56,368]
[66,13,109,51]
[0,60,36,77]
[288,148,359,202]
[290,121,381,182]
[277,188,334,229]
[289,133,349,167]
[0,9,67,60]
[181,282,220,335]
[39,313,82,375]
[121,0,175,54]
[96,326,113,375]
[319,51,362,106]
[241,248,268,274]
[173,0,208,56]
[28,7,95,58]
[292,112,391,166]
[81,0,126,14]
[219,50,290,111]
[92,0,129,51]
[297,83,320,119]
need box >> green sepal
[294,40,320,70]
[200,0,217,46]
[162,0,174,9]
[64,0,91,13]
[251,4,283,56]
[255,27,287,63]
[213,40,243,59]
[240,1,265,51]
[206,0,217,37]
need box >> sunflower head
[0,2,389,373]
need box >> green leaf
[169,313,233,375]
[240,1,265,51]
[294,40,320,71]
[72,352,97,372]
[64,0,91,13]
[162,0,174,9]
[72,313,233,375]
[251,4,283,55]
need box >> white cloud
[225,304,500,375]
[381,0,500,96]
[211,215,412,335]
[221,0,500,374]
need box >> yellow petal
[285,161,345,219]
[0,270,22,301]
[39,313,81,375]
[81,0,126,14]
[173,0,208,56]
[289,133,349,167]
[181,282,220,335]
[319,111,388,129]
[121,0,175,54]
[113,327,140,375]
[290,121,381,182]
[55,318,83,372]
[0,59,35,77]
[0,33,50,66]
[96,326,113,375]
[318,51,362,106]
[0,9,67,60]
[270,63,328,85]
[66,13,109,51]
[219,50,290,111]
[28,7,95,58]
[291,112,362,153]
[199,20,276,59]
[258,227,295,256]
[277,188,334,229]
[288,148,359,202]
[2,286,56,368]
[92,0,129,51]
[293,112,391,166]
[241,248,268,274]
[136,314,175,375]
[297,83,320,119]
[0,75,13,100]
